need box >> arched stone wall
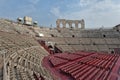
[56,19,85,29]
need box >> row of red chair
[55,53,82,61]
[43,51,120,80]
[74,51,94,56]
[107,57,120,80]
[49,56,68,67]
[79,57,117,70]
[60,63,109,80]
[92,53,117,61]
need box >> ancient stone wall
[56,19,85,29]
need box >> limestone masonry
[0,18,120,80]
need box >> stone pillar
[81,19,85,29]
[75,22,78,29]
[63,20,66,28]
[69,22,72,28]
[56,20,60,29]
[56,19,85,29]
[76,23,78,28]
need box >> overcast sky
[0,0,120,28]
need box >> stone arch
[48,45,53,48]
[111,51,114,54]
[56,19,85,29]
[56,19,66,28]
[72,23,75,28]
[60,22,63,28]
[78,23,82,28]
[56,20,60,28]
[72,35,75,38]
[103,34,106,38]
[66,23,69,28]
[81,19,85,29]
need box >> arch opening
[60,22,63,28]
[78,23,81,28]
[72,23,75,28]
[66,23,69,28]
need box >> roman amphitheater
[0,17,120,80]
